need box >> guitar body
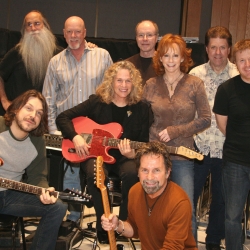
[46,116,204,162]
[61,117,123,164]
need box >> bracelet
[115,219,125,236]
[114,220,119,231]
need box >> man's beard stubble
[18,27,57,89]
[142,180,162,194]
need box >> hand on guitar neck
[95,156,125,250]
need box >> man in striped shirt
[42,16,112,233]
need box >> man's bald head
[63,16,86,50]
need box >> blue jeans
[0,190,67,250]
[194,154,225,244]
[63,161,82,221]
[171,160,196,241]
[222,160,250,250]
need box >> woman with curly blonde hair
[96,60,143,105]
[143,33,211,241]
[56,60,153,243]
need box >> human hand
[53,130,62,135]
[87,42,98,48]
[101,214,118,231]
[159,129,171,142]
[72,134,90,157]
[40,187,57,204]
[1,98,11,111]
[118,138,135,159]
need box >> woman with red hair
[143,34,211,241]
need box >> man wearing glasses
[127,20,158,86]
[0,11,58,115]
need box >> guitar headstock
[177,146,204,161]
[60,188,92,204]
[95,156,106,190]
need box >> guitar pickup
[68,148,76,153]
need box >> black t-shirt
[110,103,128,162]
[213,75,250,167]
[126,53,156,86]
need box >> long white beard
[18,27,57,88]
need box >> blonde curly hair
[96,61,143,105]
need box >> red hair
[153,34,193,75]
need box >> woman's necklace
[163,72,183,91]
[144,184,168,216]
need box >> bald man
[42,16,112,242]
[127,20,158,85]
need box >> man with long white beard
[0,10,58,115]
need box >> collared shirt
[42,41,113,133]
[189,60,239,158]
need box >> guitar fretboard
[0,177,58,197]
[45,132,203,161]
[106,138,178,154]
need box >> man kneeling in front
[101,141,197,249]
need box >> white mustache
[30,30,40,35]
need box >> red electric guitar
[45,116,204,163]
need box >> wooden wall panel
[211,0,223,27]
[211,0,250,45]
[181,0,202,37]
[236,0,249,41]
[246,3,250,38]
[219,0,231,28]
[228,0,240,44]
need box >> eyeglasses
[26,22,42,28]
[137,33,157,39]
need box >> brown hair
[96,61,143,105]
[135,141,172,174]
[205,26,232,47]
[4,90,48,136]
[232,39,250,62]
[153,33,193,75]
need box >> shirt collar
[206,59,230,76]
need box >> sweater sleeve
[25,136,49,188]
